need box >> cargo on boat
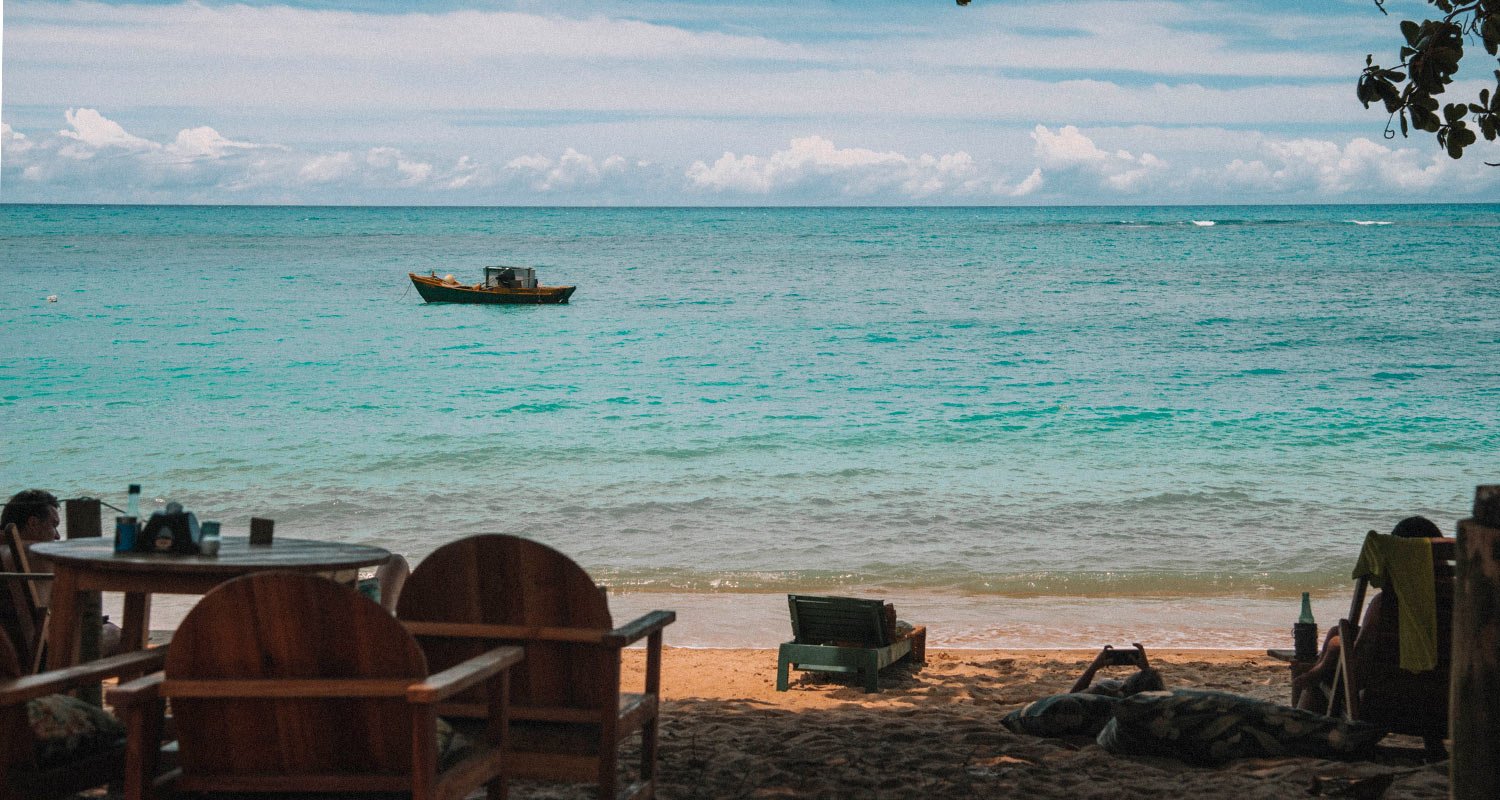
[409,267,575,304]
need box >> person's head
[1392,516,1442,539]
[1,489,61,543]
[1121,667,1165,696]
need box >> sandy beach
[487,647,1454,800]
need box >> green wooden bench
[775,594,922,693]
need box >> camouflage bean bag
[1002,692,1122,738]
[1096,690,1385,766]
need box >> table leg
[121,592,152,652]
[45,567,81,670]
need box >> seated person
[3,489,122,657]
[881,602,927,662]
[1292,515,1443,712]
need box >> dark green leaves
[1360,3,1499,161]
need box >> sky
[2,0,1498,205]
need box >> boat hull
[410,274,575,304]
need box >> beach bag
[1096,690,1384,765]
[1002,692,1121,738]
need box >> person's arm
[1069,649,1112,694]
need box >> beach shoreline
[594,646,1449,800]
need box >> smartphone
[1102,644,1147,665]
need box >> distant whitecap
[46,295,58,302]
[1347,220,1394,225]
[1191,220,1216,226]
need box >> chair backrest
[1,523,46,673]
[788,595,892,648]
[1349,536,1457,667]
[0,632,34,771]
[397,534,612,711]
[166,572,429,778]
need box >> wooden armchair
[396,534,676,800]
[1,523,51,674]
[0,631,168,800]
[1328,536,1456,751]
[776,594,925,693]
[107,571,523,800]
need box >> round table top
[31,536,391,575]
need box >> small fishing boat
[409,267,576,304]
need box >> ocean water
[3,204,1497,647]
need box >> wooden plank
[161,678,416,699]
[1452,516,1500,800]
[403,620,608,644]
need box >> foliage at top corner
[955,0,1500,162]
[1357,0,1500,162]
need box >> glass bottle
[125,484,141,519]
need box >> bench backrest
[788,595,891,648]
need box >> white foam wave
[1347,220,1394,225]
[1191,220,1216,226]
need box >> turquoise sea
[3,204,1496,647]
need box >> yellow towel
[1350,532,1436,672]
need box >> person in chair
[3,489,123,656]
[1292,515,1444,713]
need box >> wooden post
[64,498,104,703]
[1451,485,1500,800]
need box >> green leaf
[1482,17,1500,45]
[1444,103,1467,122]
[1379,70,1405,82]
[1401,20,1421,47]
[1446,135,1463,159]
[1400,111,1409,137]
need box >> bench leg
[863,650,880,693]
[776,647,791,691]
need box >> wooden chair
[0,523,51,674]
[396,534,676,800]
[776,594,925,693]
[0,631,168,800]
[1327,536,1456,751]
[108,571,524,800]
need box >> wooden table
[32,537,391,669]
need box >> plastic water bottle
[125,484,141,519]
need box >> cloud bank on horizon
[3,0,1497,205]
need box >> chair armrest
[107,671,165,709]
[408,644,524,704]
[603,610,676,647]
[0,647,168,706]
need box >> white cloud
[298,152,356,184]
[1008,167,1044,197]
[58,107,158,157]
[1204,136,1474,197]
[2,124,35,155]
[685,136,981,198]
[504,147,632,192]
[5,109,1498,205]
[366,147,433,186]
[1031,125,1168,194]
[166,126,263,160]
